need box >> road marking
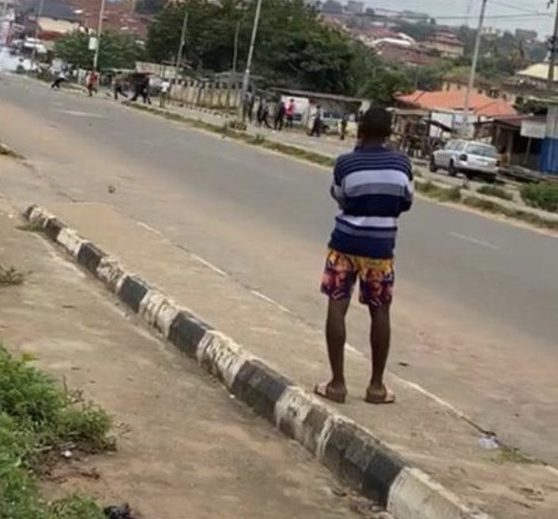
[190,253,228,277]
[449,232,500,250]
[60,110,105,118]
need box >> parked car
[430,140,499,182]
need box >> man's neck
[359,139,385,149]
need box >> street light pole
[92,0,107,71]
[237,0,262,121]
[174,8,188,83]
[547,0,558,90]
[462,0,488,137]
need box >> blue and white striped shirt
[329,145,413,258]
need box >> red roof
[395,90,517,118]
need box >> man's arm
[330,158,345,209]
[400,164,414,213]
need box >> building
[442,72,517,105]
[375,41,441,67]
[395,89,517,119]
[345,0,363,15]
[424,32,464,58]
[516,63,558,90]
[320,0,343,14]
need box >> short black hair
[358,107,392,141]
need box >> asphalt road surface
[1,74,557,465]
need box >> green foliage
[146,0,397,98]
[477,185,513,201]
[520,183,558,213]
[55,31,144,70]
[0,347,110,519]
[49,495,105,519]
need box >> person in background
[113,73,128,100]
[340,113,348,141]
[315,107,413,405]
[159,78,171,108]
[51,69,66,89]
[286,98,296,128]
[258,99,271,128]
[274,100,286,131]
[86,70,99,97]
[310,104,322,137]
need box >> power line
[489,0,546,15]
[433,12,551,20]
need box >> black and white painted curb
[25,205,491,519]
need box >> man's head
[358,107,392,143]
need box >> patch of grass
[477,185,514,201]
[416,181,461,202]
[0,266,26,286]
[462,195,558,231]
[0,347,111,518]
[491,446,537,465]
[17,222,44,233]
[520,183,558,213]
[49,495,105,519]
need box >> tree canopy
[146,0,411,101]
[55,31,144,70]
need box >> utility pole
[227,20,241,110]
[462,0,488,137]
[547,0,558,90]
[237,0,262,121]
[30,0,45,72]
[174,9,188,82]
[92,0,107,71]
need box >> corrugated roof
[395,89,517,118]
[517,63,558,82]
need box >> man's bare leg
[315,298,350,402]
[366,305,395,403]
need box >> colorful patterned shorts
[320,249,395,307]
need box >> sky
[366,0,556,37]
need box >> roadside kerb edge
[24,204,492,519]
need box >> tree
[55,31,144,70]
[146,0,413,99]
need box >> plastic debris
[61,449,72,459]
[478,435,499,450]
[103,504,136,519]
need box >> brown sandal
[365,385,395,405]
[314,382,347,404]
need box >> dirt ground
[0,193,388,519]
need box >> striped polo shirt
[329,145,413,259]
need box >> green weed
[0,266,26,286]
[477,185,514,201]
[520,183,558,213]
[0,347,111,518]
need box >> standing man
[274,100,286,131]
[340,113,348,141]
[316,107,413,405]
[286,98,296,128]
[86,70,99,97]
[310,104,322,137]
[159,78,171,108]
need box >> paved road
[1,74,558,464]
